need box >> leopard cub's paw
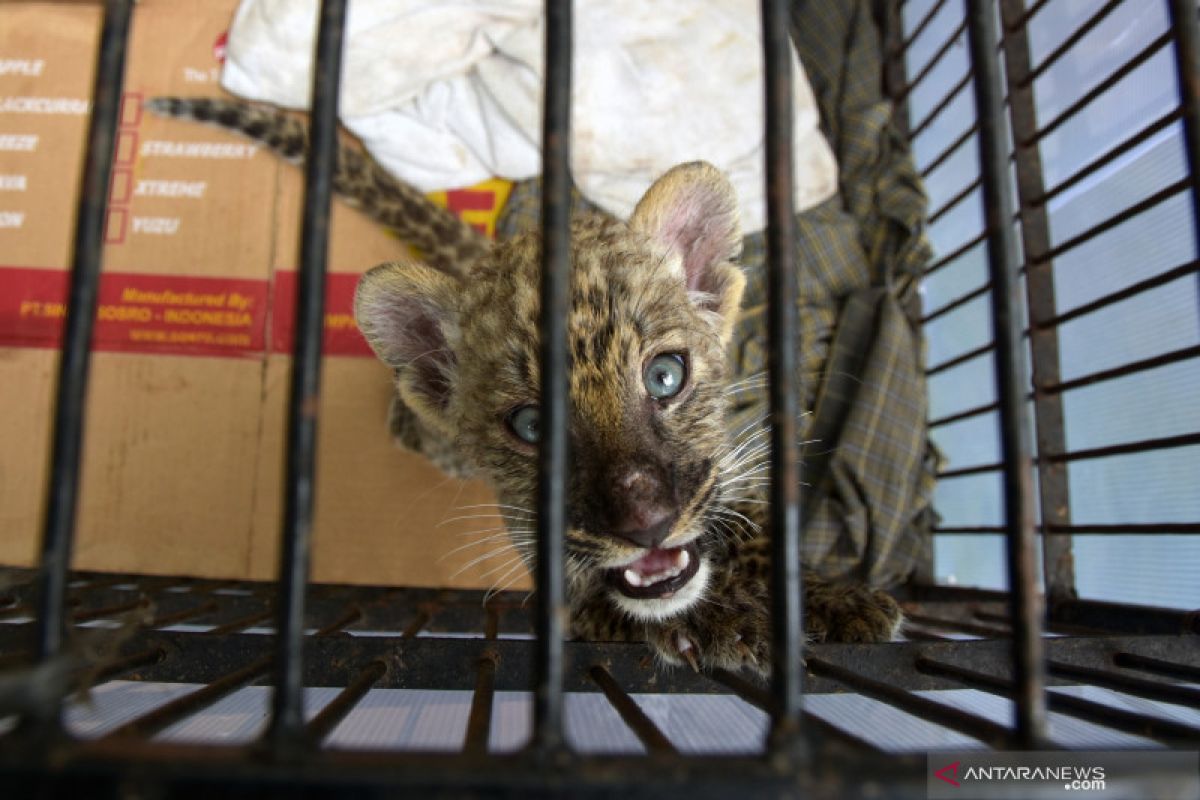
[806,583,903,644]
[645,618,769,674]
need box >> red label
[0,266,269,358]
[1,267,374,359]
[270,271,372,357]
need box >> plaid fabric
[496,1,936,586]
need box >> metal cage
[1,0,1198,796]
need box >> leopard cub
[355,162,901,674]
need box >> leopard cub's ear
[354,260,462,436]
[629,161,746,344]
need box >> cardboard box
[0,0,529,590]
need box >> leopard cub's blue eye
[644,353,687,400]
[507,405,540,443]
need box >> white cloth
[222,0,839,234]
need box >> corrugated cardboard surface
[0,0,528,590]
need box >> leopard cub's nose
[610,468,677,549]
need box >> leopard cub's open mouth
[605,540,701,599]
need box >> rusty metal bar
[761,0,805,751]
[106,656,273,741]
[1023,32,1173,147]
[314,606,362,638]
[937,523,1200,535]
[1047,659,1200,708]
[1033,109,1184,206]
[1040,344,1200,394]
[929,402,1000,428]
[805,657,1013,748]
[1017,0,1124,88]
[530,0,572,755]
[894,0,950,58]
[1030,179,1190,265]
[1036,259,1198,329]
[707,668,883,754]
[966,0,1047,747]
[920,124,979,178]
[306,660,388,744]
[72,598,149,623]
[35,0,135,675]
[150,601,220,629]
[915,656,1200,745]
[463,650,498,754]
[896,19,969,103]
[925,342,994,377]
[904,612,1010,638]
[910,71,973,140]
[207,609,274,636]
[926,177,983,226]
[589,666,677,755]
[267,0,347,749]
[1113,652,1200,683]
[1044,432,1200,463]
[924,230,989,276]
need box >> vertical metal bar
[964,1,1047,747]
[267,0,347,748]
[530,0,572,755]
[35,0,135,670]
[997,0,1076,606]
[761,0,805,757]
[1167,0,1200,312]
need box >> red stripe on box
[0,266,269,358]
[270,270,372,357]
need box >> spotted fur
[152,98,902,674]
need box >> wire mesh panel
[1,0,1198,796]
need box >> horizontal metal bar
[1051,598,1200,636]
[915,656,1200,745]
[926,341,994,377]
[897,19,969,103]
[706,668,883,754]
[149,601,219,629]
[1045,523,1200,535]
[924,229,989,277]
[1029,178,1191,266]
[1047,659,1200,708]
[207,610,274,636]
[314,606,362,638]
[93,647,166,684]
[590,666,677,755]
[904,612,1010,638]
[894,0,950,57]
[935,523,1200,535]
[105,655,272,740]
[927,176,983,225]
[1113,652,1200,683]
[928,401,999,428]
[805,656,1013,748]
[1039,344,1200,394]
[936,462,1002,480]
[910,70,974,140]
[1018,0,1124,88]
[1044,431,1200,463]
[1036,260,1199,330]
[71,598,148,623]
[1023,31,1172,147]
[1031,108,1184,207]
[306,659,388,744]
[920,124,979,179]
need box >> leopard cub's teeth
[624,569,644,587]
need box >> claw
[676,633,700,672]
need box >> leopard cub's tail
[145,97,488,278]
